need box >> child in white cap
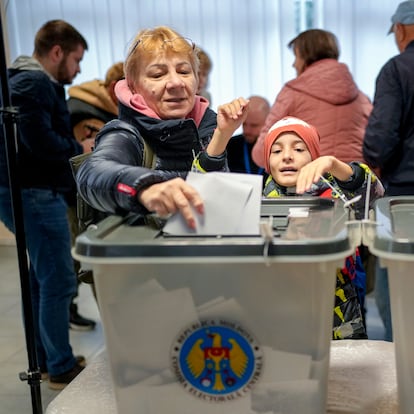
[263,116,384,339]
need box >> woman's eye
[176,64,193,75]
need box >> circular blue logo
[171,320,262,402]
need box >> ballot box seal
[171,319,263,401]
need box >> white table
[46,340,398,414]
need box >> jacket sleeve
[194,108,228,172]
[336,162,385,219]
[192,151,227,172]
[76,126,170,214]
[363,60,402,169]
[251,86,292,167]
[76,116,225,215]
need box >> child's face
[269,132,312,187]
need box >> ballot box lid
[74,197,352,260]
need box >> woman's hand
[207,97,250,156]
[217,97,250,137]
[295,156,353,193]
[138,178,204,229]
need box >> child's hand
[296,156,352,193]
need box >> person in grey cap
[363,1,414,342]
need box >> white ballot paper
[163,172,263,235]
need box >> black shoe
[69,303,96,331]
[48,361,85,390]
[41,355,86,380]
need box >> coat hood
[68,79,118,115]
[9,55,56,82]
[286,59,359,105]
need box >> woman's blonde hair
[125,26,199,90]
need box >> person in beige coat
[67,61,124,142]
[252,29,372,168]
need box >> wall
[0,0,399,107]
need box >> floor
[0,244,386,414]
[0,245,104,414]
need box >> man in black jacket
[0,20,93,389]
[363,1,414,342]
[363,1,414,195]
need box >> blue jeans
[0,186,78,376]
[375,258,393,342]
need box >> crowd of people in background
[1,0,413,390]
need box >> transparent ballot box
[73,198,356,414]
[363,196,414,414]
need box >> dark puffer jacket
[76,102,226,215]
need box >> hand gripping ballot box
[73,198,357,414]
[363,196,414,414]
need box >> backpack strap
[69,151,92,177]
[142,139,156,169]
